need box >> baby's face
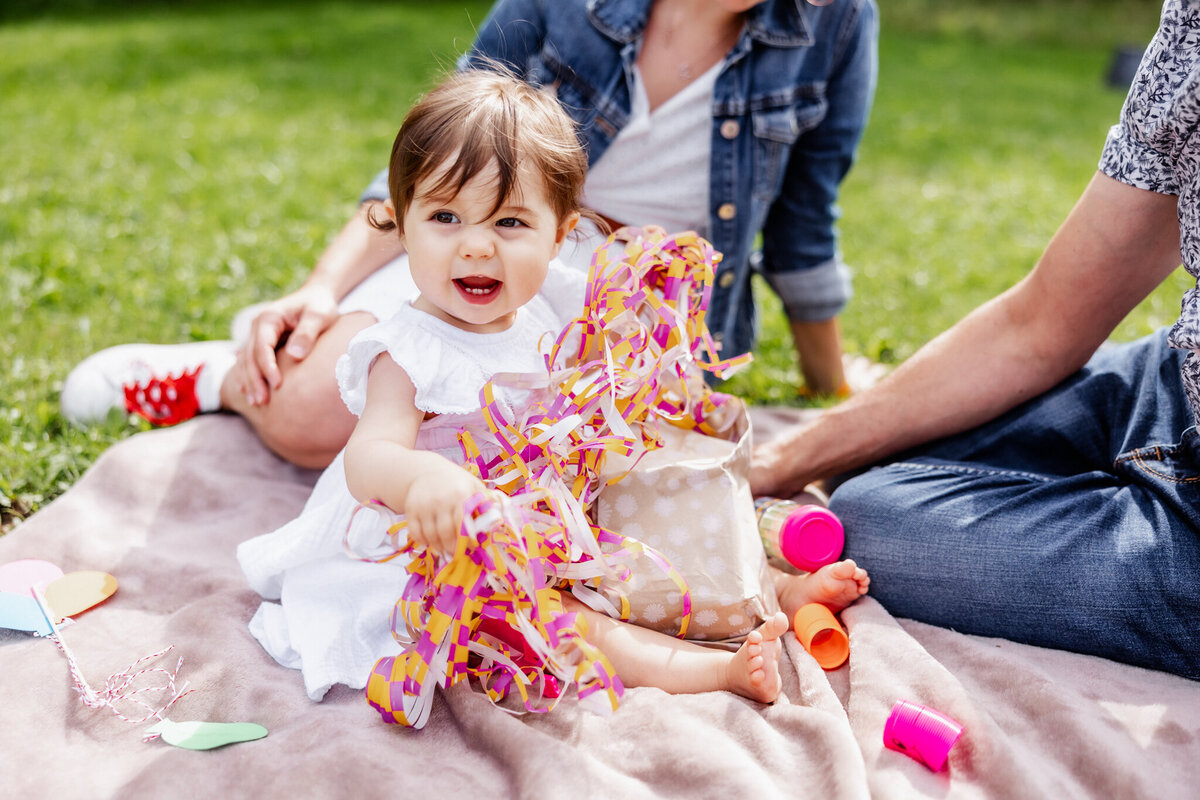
[402,158,574,333]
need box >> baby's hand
[403,464,486,556]
[613,223,667,245]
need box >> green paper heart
[146,719,268,750]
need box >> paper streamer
[353,230,751,728]
[363,491,629,728]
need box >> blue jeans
[830,329,1200,679]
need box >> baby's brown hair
[373,67,589,234]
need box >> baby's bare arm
[344,357,484,554]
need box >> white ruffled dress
[237,262,585,700]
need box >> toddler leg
[565,596,789,703]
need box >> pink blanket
[3,411,1198,798]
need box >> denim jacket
[365,0,877,359]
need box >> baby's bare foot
[775,559,870,620]
[724,611,789,703]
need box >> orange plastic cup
[793,603,849,669]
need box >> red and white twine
[32,587,194,727]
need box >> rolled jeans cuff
[763,257,852,322]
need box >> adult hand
[749,438,800,499]
[402,465,487,556]
[612,223,667,244]
[234,284,341,406]
[232,201,408,407]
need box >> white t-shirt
[583,61,718,234]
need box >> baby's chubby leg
[564,596,789,703]
[773,559,870,621]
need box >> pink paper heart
[0,559,65,595]
[43,571,118,620]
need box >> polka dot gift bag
[593,398,780,645]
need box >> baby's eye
[496,217,526,229]
[432,211,459,224]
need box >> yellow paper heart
[44,570,118,620]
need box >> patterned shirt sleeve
[1099,121,1180,195]
[1098,0,1200,196]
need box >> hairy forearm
[755,287,1076,495]
[752,173,1182,497]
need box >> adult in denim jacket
[449,0,879,389]
[61,0,876,470]
[357,0,875,386]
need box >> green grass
[0,0,1178,530]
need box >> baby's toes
[830,559,858,579]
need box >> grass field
[0,0,1177,531]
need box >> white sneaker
[61,341,237,427]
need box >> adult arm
[759,0,877,391]
[761,0,877,289]
[344,356,485,555]
[234,200,405,405]
[751,172,1183,497]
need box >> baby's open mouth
[455,276,501,302]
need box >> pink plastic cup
[883,699,963,772]
[781,505,843,571]
[756,500,844,572]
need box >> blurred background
[0,0,1173,530]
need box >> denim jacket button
[720,119,740,139]
[718,270,736,289]
[718,202,737,220]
